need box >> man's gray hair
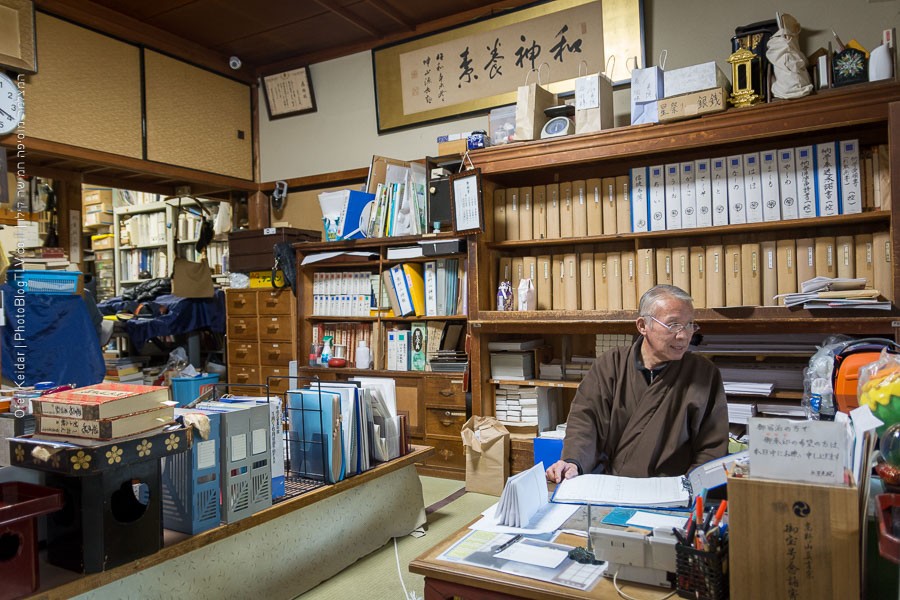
[638,284,693,316]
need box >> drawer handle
[438,448,454,461]
[267,325,280,333]
[439,389,454,397]
[268,349,281,358]
[439,411,465,427]
[237,349,247,357]
[237,374,249,382]
[235,324,246,333]
[236,298,246,306]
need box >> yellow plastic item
[248,270,285,288]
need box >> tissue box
[664,62,731,98]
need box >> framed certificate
[449,169,484,234]
[262,66,317,119]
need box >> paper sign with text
[749,417,847,485]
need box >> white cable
[393,536,411,600]
[612,570,676,600]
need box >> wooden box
[729,476,859,600]
[227,227,319,273]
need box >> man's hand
[545,460,578,483]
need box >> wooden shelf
[297,366,459,378]
[294,232,464,253]
[488,211,890,250]
[489,378,581,389]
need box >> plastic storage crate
[161,410,222,534]
[8,270,82,294]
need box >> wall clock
[0,72,24,136]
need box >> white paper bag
[575,64,614,134]
[630,52,667,125]
[517,278,536,311]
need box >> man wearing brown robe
[546,285,728,481]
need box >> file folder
[572,180,587,237]
[741,243,762,306]
[622,250,638,310]
[579,251,595,311]
[564,253,580,311]
[854,234,874,289]
[725,244,743,306]
[777,148,799,220]
[649,165,666,231]
[552,254,565,310]
[606,252,623,310]
[601,177,617,234]
[635,248,656,301]
[690,246,707,308]
[519,186,534,240]
[760,150,781,222]
[760,240,778,306]
[672,246,690,294]
[743,152,764,223]
[776,239,798,296]
[560,182,574,238]
[630,168,650,232]
[656,247,673,286]
[546,183,561,239]
[694,159,713,228]
[533,185,548,239]
[594,252,609,311]
[814,236,837,278]
[586,178,603,236]
[872,230,892,301]
[796,238,816,286]
[705,244,726,308]
[679,162,697,229]
[664,164,682,229]
[836,235,855,280]
[726,155,746,225]
[616,175,632,234]
[537,255,552,310]
[506,187,520,241]
[493,189,506,242]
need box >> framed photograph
[0,0,37,74]
[262,66,317,119]
[372,0,643,132]
[449,169,483,234]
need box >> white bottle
[356,340,371,369]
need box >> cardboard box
[83,212,113,227]
[729,476,859,600]
[91,234,114,250]
[438,139,467,155]
[82,188,113,206]
[227,227,319,273]
[657,88,727,123]
[664,61,731,97]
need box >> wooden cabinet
[466,83,900,462]
[225,288,296,394]
[294,235,471,478]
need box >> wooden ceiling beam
[310,0,378,37]
[257,0,535,76]
[365,0,414,31]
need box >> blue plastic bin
[533,437,563,468]
[171,374,219,406]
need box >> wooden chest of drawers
[225,288,296,394]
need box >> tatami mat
[293,476,495,600]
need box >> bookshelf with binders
[296,232,472,478]
[466,82,900,474]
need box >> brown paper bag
[515,67,557,141]
[461,416,510,496]
[574,71,614,134]
[171,257,215,298]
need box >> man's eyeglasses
[643,315,700,335]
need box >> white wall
[259,0,900,182]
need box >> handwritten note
[575,74,600,110]
[749,417,847,485]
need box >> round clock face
[545,116,570,135]
[0,72,23,136]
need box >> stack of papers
[552,473,690,508]
[776,277,889,309]
[723,381,774,396]
[495,463,549,528]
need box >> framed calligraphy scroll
[372,0,642,132]
[449,169,483,234]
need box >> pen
[702,505,715,532]
[710,500,728,528]
[494,535,522,554]
[695,495,704,529]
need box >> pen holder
[675,538,728,600]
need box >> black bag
[273,241,296,294]
[121,277,171,303]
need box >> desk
[410,522,669,600]
[28,446,432,599]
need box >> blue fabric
[117,291,226,350]
[1,284,105,387]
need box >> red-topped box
[0,481,64,600]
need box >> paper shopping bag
[575,72,614,134]
[515,68,557,141]
[517,278,536,311]
[171,257,215,298]
[630,53,666,125]
[461,416,510,496]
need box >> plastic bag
[857,349,900,436]
[802,335,851,419]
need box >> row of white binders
[493,139,885,241]
[497,233,893,311]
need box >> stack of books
[32,382,173,440]
[104,358,145,383]
[9,247,71,270]
[495,385,539,424]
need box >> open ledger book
[550,452,748,508]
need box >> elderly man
[546,284,728,482]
